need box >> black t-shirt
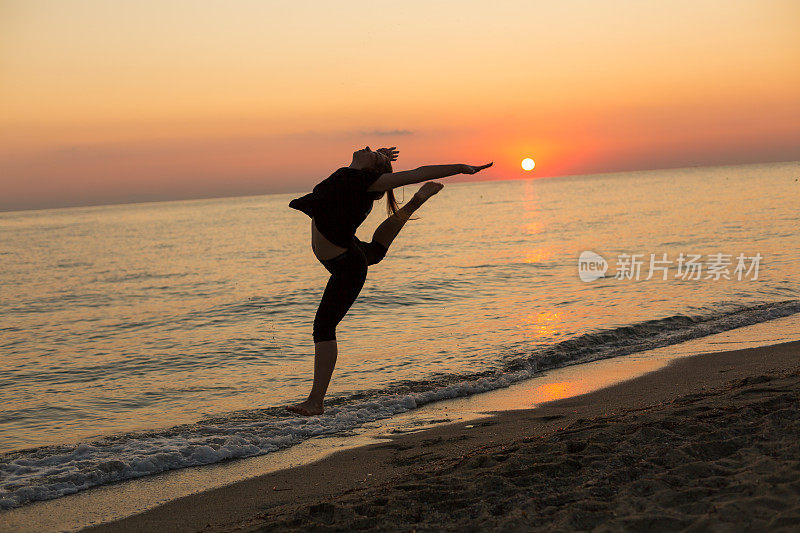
[288,167,383,248]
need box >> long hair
[373,157,417,219]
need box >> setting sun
[521,158,536,171]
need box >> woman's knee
[313,295,343,342]
[366,241,388,265]
[312,320,336,343]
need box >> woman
[286,146,492,416]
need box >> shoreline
[1,313,798,532]
[73,339,800,532]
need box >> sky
[1,0,798,211]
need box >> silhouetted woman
[286,146,492,416]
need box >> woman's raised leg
[372,182,443,250]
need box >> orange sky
[1,0,798,211]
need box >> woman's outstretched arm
[367,162,492,192]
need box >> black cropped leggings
[313,237,388,342]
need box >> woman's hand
[377,147,399,162]
[460,162,493,174]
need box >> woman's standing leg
[286,248,368,416]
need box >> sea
[1,160,798,509]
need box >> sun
[521,158,535,171]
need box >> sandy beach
[69,340,800,532]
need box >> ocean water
[1,161,798,509]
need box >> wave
[1,299,798,510]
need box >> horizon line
[2,158,797,216]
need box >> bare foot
[415,181,444,201]
[286,399,324,416]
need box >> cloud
[274,128,415,140]
[360,129,414,136]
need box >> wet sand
[77,340,800,532]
